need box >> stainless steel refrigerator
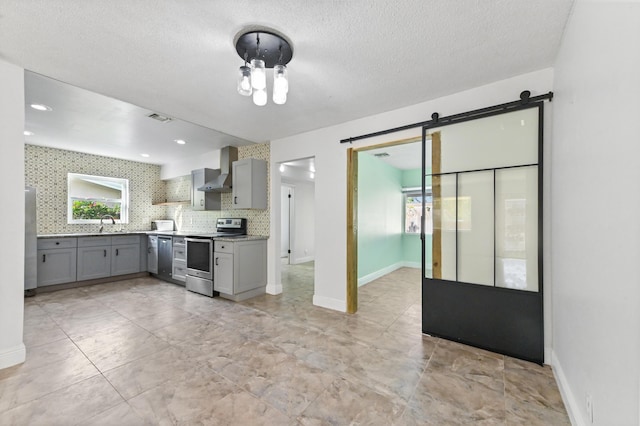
[25,186,37,291]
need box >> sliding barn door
[422,105,544,363]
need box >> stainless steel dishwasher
[157,236,173,281]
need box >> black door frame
[421,102,545,364]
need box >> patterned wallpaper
[25,145,167,234]
[25,143,270,237]
[166,142,271,236]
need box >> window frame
[67,173,130,224]
[403,187,432,235]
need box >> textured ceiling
[0,1,573,147]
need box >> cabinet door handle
[215,257,219,266]
[116,249,119,256]
[234,196,238,204]
[42,254,46,263]
[104,250,107,257]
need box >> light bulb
[272,64,288,105]
[250,59,266,90]
[273,90,287,105]
[279,164,285,172]
[253,88,267,106]
[273,64,288,93]
[237,65,252,96]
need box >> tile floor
[0,264,570,425]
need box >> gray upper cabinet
[37,238,77,286]
[192,168,221,211]
[232,158,267,209]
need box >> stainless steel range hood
[197,146,238,193]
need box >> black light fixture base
[235,30,293,68]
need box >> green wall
[357,153,404,279]
[357,153,434,281]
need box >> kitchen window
[67,173,129,224]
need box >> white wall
[160,149,220,180]
[269,68,554,314]
[290,180,315,264]
[551,1,640,425]
[0,59,26,369]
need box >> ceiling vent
[374,152,390,157]
[147,113,173,123]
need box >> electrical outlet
[585,393,594,423]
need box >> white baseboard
[291,256,314,265]
[545,345,552,366]
[313,294,346,312]
[0,343,26,370]
[358,261,421,287]
[551,350,586,426]
[265,282,282,295]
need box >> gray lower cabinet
[172,237,186,282]
[37,238,78,286]
[38,235,144,287]
[111,235,141,276]
[111,245,140,275]
[213,252,233,294]
[77,236,112,281]
[213,239,266,301]
[147,235,158,274]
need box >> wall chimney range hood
[197,146,238,193]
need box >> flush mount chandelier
[235,30,293,106]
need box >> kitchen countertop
[38,231,149,238]
[38,231,268,241]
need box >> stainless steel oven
[184,218,247,297]
[185,237,213,280]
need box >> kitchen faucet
[99,215,116,233]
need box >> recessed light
[310,172,315,179]
[24,130,34,136]
[279,164,285,172]
[141,153,150,158]
[174,139,186,145]
[30,103,52,111]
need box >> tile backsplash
[166,143,270,236]
[25,143,271,237]
[25,144,166,234]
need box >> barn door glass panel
[495,166,539,291]
[437,108,539,174]
[457,170,494,286]
[428,173,457,280]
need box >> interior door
[421,105,544,364]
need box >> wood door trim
[346,148,358,313]
[346,136,424,314]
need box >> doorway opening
[278,157,316,304]
[347,136,425,313]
